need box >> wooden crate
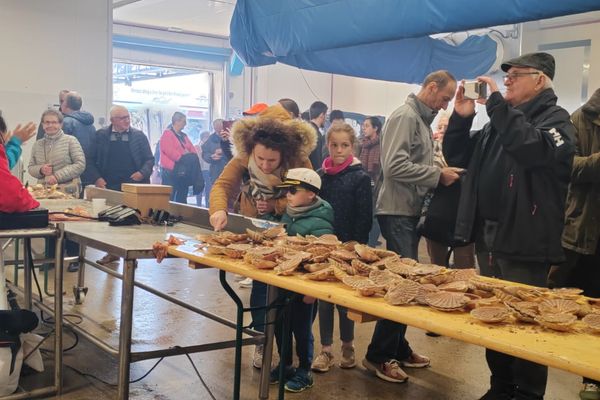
[122,184,172,218]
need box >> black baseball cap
[501,52,555,80]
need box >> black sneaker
[479,388,514,400]
[269,364,296,385]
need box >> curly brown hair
[242,119,304,170]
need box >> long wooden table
[169,242,600,383]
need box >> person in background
[242,103,268,117]
[312,123,372,373]
[28,109,86,272]
[60,91,96,194]
[208,104,316,370]
[202,119,231,185]
[364,70,461,384]
[360,116,383,247]
[0,113,38,212]
[36,89,70,140]
[548,87,600,400]
[329,110,345,125]
[272,167,334,393]
[308,101,328,169]
[159,111,198,204]
[89,105,154,265]
[279,98,301,119]
[444,52,575,400]
[195,130,212,207]
[425,112,475,268]
[301,110,310,122]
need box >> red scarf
[322,155,353,175]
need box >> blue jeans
[250,281,267,333]
[195,170,211,207]
[162,169,189,204]
[368,214,382,247]
[275,291,316,371]
[366,215,419,364]
[318,301,354,346]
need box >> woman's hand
[210,210,228,231]
[40,164,53,176]
[256,199,276,215]
[11,122,37,143]
[45,175,58,185]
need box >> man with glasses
[444,52,576,400]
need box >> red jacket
[159,128,197,171]
[0,145,40,213]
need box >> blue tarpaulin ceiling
[230,0,600,83]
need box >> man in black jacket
[308,101,328,169]
[444,53,575,400]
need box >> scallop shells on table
[384,280,421,305]
[438,280,470,293]
[274,255,305,275]
[354,244,380,263]
[470,306,510,323]
[351,259,375,276]
[330,249,358,261]
[549,287,584,299]
[538,299,580,315]
[492,288,520,304]
[425,291,469,311]
[506,301,539,323]
[369,269,403,287]
[313,234,342,247]
[414,283,439,305]
[304,262,331,273]
[534,313,577,332]
[470,278,505,292]
[582,314,600,333]
[305,266,335,281]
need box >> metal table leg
[73,243,87,304]
[53,224,64,394]
[259,285,279,399]
[117,259,136,400]
[219,270,245,400]
[23,239,32,310]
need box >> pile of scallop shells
[192,230,600,332]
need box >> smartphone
[463,81,487,100]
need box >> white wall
[0,0,111,173]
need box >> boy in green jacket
[271,168,334,392]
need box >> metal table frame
[1,225,64,400]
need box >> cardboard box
[121,184,172,218]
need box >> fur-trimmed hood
[231,104,317,168]
[582,87,600,122]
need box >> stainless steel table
[0,225,64,400]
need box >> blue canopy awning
[230,0,600,83]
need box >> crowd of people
[1,50,599,399]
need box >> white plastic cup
[92,198,107,217]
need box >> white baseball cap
[277,168,321,193]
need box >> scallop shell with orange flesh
[354,244,380,263]
[384,280,421,305]
[538,299,580,315]
[534,313,577,332]
[425,291,469,311]
[582,314,600,334]
[470,306,510,323]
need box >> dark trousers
[318,301,354,346]
[162,169,189,204]
[274,291,316,371]
[366,215,418,364]
[548,240,600,386]
[476,222,549,399]
[250,281,267,333]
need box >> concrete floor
[4,242,582,399]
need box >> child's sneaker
[284,369,314,393]
[252,345,264,369]
[311,351,334,372]
[269,364,296,385]
[340,345,356,369]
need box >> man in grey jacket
[362,70,462,383]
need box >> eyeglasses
[503,72,540,81]
[287,186,306,194]
[113,115,130,120]
[42,121,60,125]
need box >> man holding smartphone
[443,53,576,400]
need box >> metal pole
[219,270,244,400]
[53,224,64,394]
[77,243,86,288]
[259,284,279,399]
[23,238,32,310]
[117,259,136,400]
[277,295,291,400]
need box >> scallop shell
[371,254,401,269]
[332,266,349,281]
[305,245,332,256]
[247,256,278,269]
[340,241,358,252]
[245,228,265,243]
[262,225,286,239]
[582,314,600,334]
[369,269,403,287]
[305,267,335,281]
[414,284,440,305]
[385,261,414,276]
[470,306,510,323]
[384,280,421,305]
[549,287,584,299]
[372,248,398,259]
[205,245,227,255]
[538,299,580,315]
[313,234,342,247]
[506,301,539,323]
[342,276,386,297]
[330,249,358,261]
[534,313,577,332]
[328,257,353,274]
[470,278,505,292]
[286,235,312,245]
[351,259,375,276]
[425,291,468,311]
[438,280,470,293]
[449,268,477,281]
[492,288,520,304]
[304,262,331,273]
[354,244,380,263]
[411,263,444,276]
[400,258,418,266]
[274,255,304,275]
[515,288,544,302]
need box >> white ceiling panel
[113,0,236,37]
